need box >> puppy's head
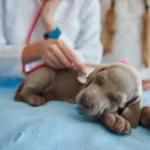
[76,63,142,128]
[75,65,126,120]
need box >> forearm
[23,18,56,64]
[44,18,57,34]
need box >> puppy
[14,62,143,134]
[140,106,150,127]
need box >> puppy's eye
[108,93,122,105]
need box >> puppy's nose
[80,94,94,109]
[80,99,90,109]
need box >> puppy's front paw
[140,106,150,127]
[101,114,131,134]
[26,94,47,106]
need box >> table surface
[0,79,150,150]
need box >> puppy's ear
[85,65,108,87]
[120,96,142,128]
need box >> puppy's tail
[14,82,24,101]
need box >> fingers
[57,40,86,75]
[43,44,73,69]
[42,39,86,74]
[43,50,64,69]
[50,46,73,68]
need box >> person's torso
[3,0,82,45]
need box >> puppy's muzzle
[79,93,94,110]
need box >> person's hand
[42,0,61,33]
[142,81,150,91]
[23,39,86,76]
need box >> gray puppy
[14,62,144,134]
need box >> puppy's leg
[140,106,150,127]
[18,67,56,106]
[19,86,47,106]
[100,113,131,134]
[14,82,25,101]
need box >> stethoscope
[23,0,48,74]
[26,0,48,45]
